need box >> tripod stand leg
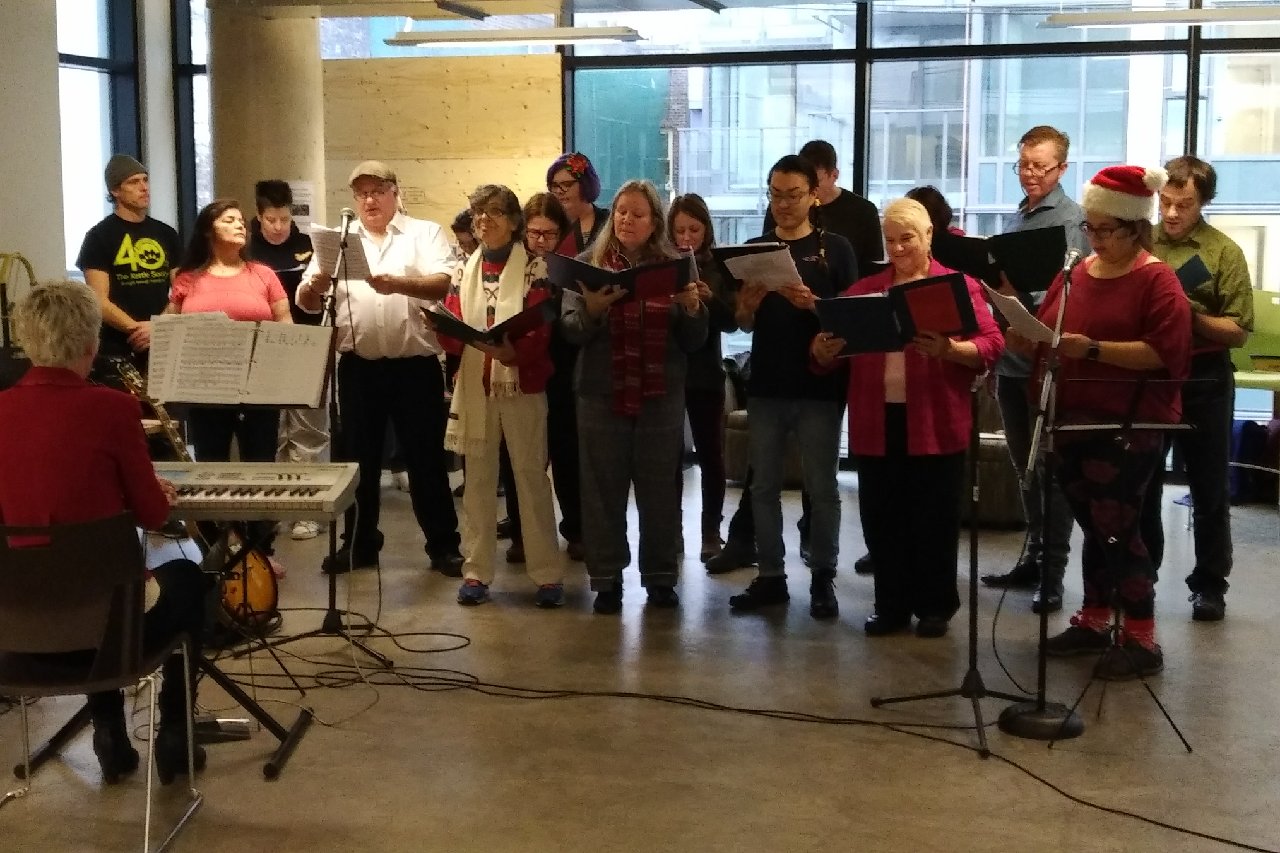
[196,658,313,779]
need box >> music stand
[870,377,1028,758]
[250,222,392,669]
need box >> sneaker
[291,520,321,541]
[322,544,379,574]
[593,586,623,615]
[535,583,565,608]
[1095,640,1164,681]
[1190,592,1225,622]
[809,573,838,620]
[457,579,490,606]
[647,585,680,608]
[729,576,790,611]
[852,552,874,576]
[506,540,526,564]
[980,557,1039,590]
[1045,624,1111,657]
[392,470,410,492]
[706,539,757,575]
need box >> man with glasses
[1139,155,1253,622]
[297,161,463,577]
[980,126,1091,614]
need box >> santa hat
[1081,165,1168,222]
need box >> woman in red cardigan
[812,198,1004,638]
[429,184,564,608]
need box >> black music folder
[544,254,692,302]
[1174,254,1212,294]
[422,300,558,348]
[932,225,1066,294]
[708,242,790,287]
[815,273,979,355]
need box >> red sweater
[1037,255,1190,425]
[0,367,169,530]
[844,259,1005,456]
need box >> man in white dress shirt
[298,161,463,575]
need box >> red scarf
[603,247,672,417]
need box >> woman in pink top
[811,198,1003,639]
[168,199,292,548]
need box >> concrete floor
[3,470,1278,853]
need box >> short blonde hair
[882,198,934,244]
[15,281,101,368]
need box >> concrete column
[209,11,326,223]
[0,0,65,284]
[138,0,178,228]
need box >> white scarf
[444,242,532,456]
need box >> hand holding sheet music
[982,284,1054,343]
[711,243,799,290]
[310,224,373,281]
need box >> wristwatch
[1086,340,1101,361]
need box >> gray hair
[468,184,525,238]
[882,197,934,244]
[15,281,101,368]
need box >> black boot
[705,538,757,574]
[809,571,838,620]
[154,727,207,786]
[1032,565,1065,614]
[89,692,139,784]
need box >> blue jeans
[746,397,843,577]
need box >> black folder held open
[815,272,979,356]
[422,299,558,348]
[544,254,692,302]
[931,225,1067,294]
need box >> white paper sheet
[721,246,800,290]
[245,322,332,407]
[982,284,1055,344]
[311,223,373,282]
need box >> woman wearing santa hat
[1028,164,1191,680]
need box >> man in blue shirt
[980,125,1091,614]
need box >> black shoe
[496,517,515,539]
[852,553,874,576]
[566,540,585,562]
[92,723,139,785]
[1095,640,1164,681]
[864,612,912,636]
[706,539,757,575]
[452,482,465,498]
[647,586,679,608]
[1045,624,1111,657]
[915,617,950,638]
[430,550,465,577]
[154,727,207,786]
[1190,592,1226,622]
[322,544,379,574]
[980,557,1039,590]
[593,586,623,615]
[1032,587,1064,614]
[799,538,812,568]
[809,573,838,620]
[728,576,789,611]
[506,540,525,564]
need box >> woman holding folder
[560,180,707,614]
[430,184,565,608]
[812,198,1003,638]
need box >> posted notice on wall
[288,180,314,233]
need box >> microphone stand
[998,253,1085,740]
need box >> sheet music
[687,250,700,284]
[149,313,251,404]
[721,246,799,290]
[311,224,373,281]
[244,322,333,407]
[982,284,1054,344]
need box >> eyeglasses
[550,179,579,193]
[526,228,560,241]
[470,206,508,220]
[1013,161,1064,178]
[353,185,393,201]
[768,189,811,206]
[1080,222,1124,239]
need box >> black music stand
[250,223,392,669]
[870,377,1028,758]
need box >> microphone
[338,208,356,244]
[1062,247,1083,275]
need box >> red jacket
[843,259,1005,456]
[0,367,169,530]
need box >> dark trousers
[88,558,206,729]
[1055,433,1162,619]
[1139,351,1234,594]
[855,404,964,621]
[188,404,279,549]
[685,386,727,534]
[336,353,459,557]
[545,374,582,543]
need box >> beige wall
[322,55,563,229]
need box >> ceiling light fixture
[1041,7,1280,28]
[386,25,642,47]
[434,0,488,21]
[689,0,727,12]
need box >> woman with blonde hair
[561,180,708,614]
[812,197,1003,638]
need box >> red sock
[1122,617,1158,650]
[1070,606,1112,634]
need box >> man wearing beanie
[75,154,181,371]
[1139,155,1254,622]
[981,125,1092,615]
[1036,163,1191,679]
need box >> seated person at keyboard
[0,281,208,785]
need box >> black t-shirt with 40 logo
[76,213,181,359]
